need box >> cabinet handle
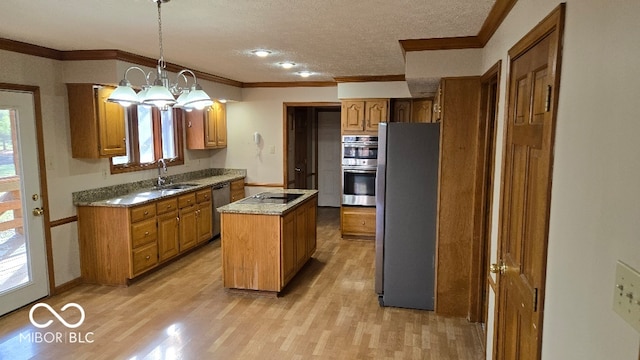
[362,221,366,225]
[144,211,148,215]
[145,255,150,260]
[144,231,149,236]
[167,205,172,209]
[176,216,180,223]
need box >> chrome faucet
[157,158,167,187]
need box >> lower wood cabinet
[340,206,375,237]
[77,188,214,286]
[230,179,245,202]
[221,194,318,292]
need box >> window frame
[110,106,184,174]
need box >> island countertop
[217,189,318,215]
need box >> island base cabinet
[221,195,318,293]
[222,214,282,292]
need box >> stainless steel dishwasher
[212,183,230,238]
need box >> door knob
[33,207,45,216]
[294,167,302,172]
[490,262,507,274]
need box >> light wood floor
[0,207,484,359]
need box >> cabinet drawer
[178,192,196,208]
[196,189,211,203]
[130,203,156,223]
[132,242,158,276]
[131,218,157,248]
[157,197,178,215]
[341,206,376,236]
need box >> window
[111,106,184,173]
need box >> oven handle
[343,167,377,174]
[343,142,378,147]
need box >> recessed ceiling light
[279,62,296,69]
[252,49,271,57]
[218,99,227,103]
[298,71,312,78]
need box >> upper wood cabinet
[67,83,126,158]
[412,98,434,123]
[185,101,227,149]
[341,99,389,134]
[391,98,434,123]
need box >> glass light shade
[174,91,190,108]
[141,81,177,108]
[183,85,213,110]
[107,81,139,107]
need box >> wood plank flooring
[0,207,484,359]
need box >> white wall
[211,86,339,196]
[479,0,640,358]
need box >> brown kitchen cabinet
[412,98,434,123]
[67,83,127,158]
[392,98,434,123]
[340,206,375,237]
[221,193,318,293]
[157,197,179,262]
[195,189,213,244]
[78,202,158,286]
[434,76,481,317]
[77,188,213,286]
[341,99,389,134]
[185,101,227,149]
[178,192,198,251]
[230,179,245,202]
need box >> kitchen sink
[158,183,200,190]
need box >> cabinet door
[365,100,388,132]
[158,211,179,262]
[306,198,317,258]
[95,86,127,157]
[281,212,296,286]
[204,106,218,148]
[341,101,365,132]
[179,206,198,252]
[412,99,434,123]
[196,201,212,243]
[213,102,227,147]
[392,99,412,123]
[295,206,307,269]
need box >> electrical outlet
[613,260,640,333]
[101,169,107,179]
[269,145,276,154]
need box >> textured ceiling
[0,0,495,83]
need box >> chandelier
[107,0,213,110]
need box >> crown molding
[400,0,517,52]
[242,81,336,88]
[333,75,405,83]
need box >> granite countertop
[217,189,318,216]
[73,169,246,208]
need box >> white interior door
[0,90,48,316]
[317,112,341,207]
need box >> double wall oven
[342,135,377,206]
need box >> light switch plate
[613,260,640,333]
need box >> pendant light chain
[156,0,165,68]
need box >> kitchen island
[217,189,318,294]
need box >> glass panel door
[0,90,48,316]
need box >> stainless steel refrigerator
[375,122,440,310]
